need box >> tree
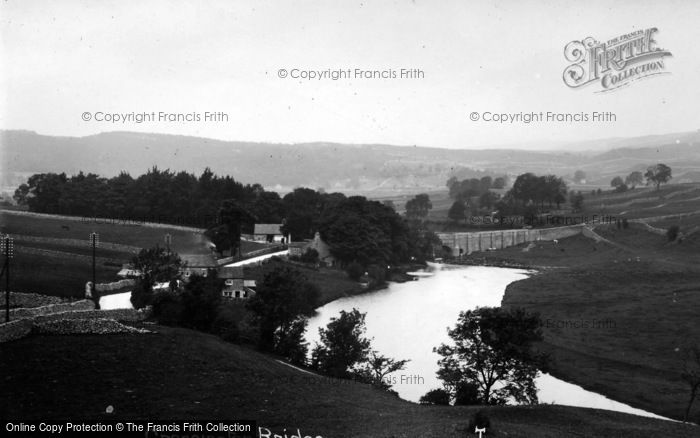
[645,164,672,190]
[454,381,481,405]
[319,196,406,266]
[355,350,410,391]
[274,317,310,365]
[180,272,223,331]
[570,191,584,213]
[130,277,154,309]
[610,176,624,188]
[213,200,256,256]
[247,266,319,351]
[346,261,364,281]
[12,183,31,205]
[479,176,493,192]
[405,194,432,221]
[574,170,586,184]
[311,308,371,378]
[435,307,546,405]
[479,192,499,211]
[511,173,541,206]
[448,201,466,223]
[419,388,451,405]
[299,248,319,264]
[625,171,644,188]
[131,246,182,285]
[492,176,507,189]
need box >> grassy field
[1,326,696,437]
[0,210,270,297]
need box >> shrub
[614,183,629,193]
[346,262,364,281]
[367,264,387,286]
[151,291,184,326]
[299,248,319,264]
[130,277,154,309]
[419,388,451,405]
[667,225,680,242]
[211,306,241,343]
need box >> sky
[1,0,699,149]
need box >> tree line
[13,169,439,267]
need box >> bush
[151,291,184,326]
[367,264,387,286]
[667,225,680,242]
[468,410,491,432]
[419,388,451,405]
[130,277,154,309]
[211,306,240,343]
[614,183,629,193]
[346,262,364,281]
[299,248,319,264]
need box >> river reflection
[305,264,670,421]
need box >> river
[305,263,671,421]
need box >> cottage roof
[254,223,283,235]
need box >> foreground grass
[1,326,696,437]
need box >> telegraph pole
[2,235,14,323]
[89,233,99,309]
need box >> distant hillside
[2,130,700,194]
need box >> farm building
[180,253,218,278]
[253,223,285,243]
[289,231,336,267]
[218,266,256,299]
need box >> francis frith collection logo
[563,28,672,92]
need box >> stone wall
[9,300,95,320]
[95,279,136,292]
[0,319,33,343]
[33,318,150,335]
[1,306,151,343]
[2,292,69,309]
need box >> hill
[3,130,700,195]
[1,325,696,437]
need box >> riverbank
[456,228,700,422]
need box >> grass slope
[1,326,696,438]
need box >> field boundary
[2,210,206,233]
